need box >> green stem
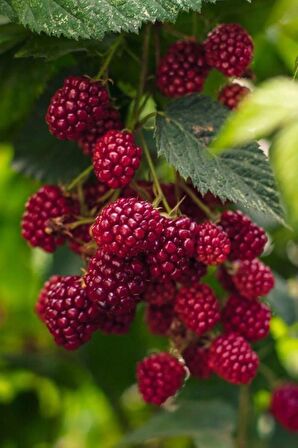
[236,385,250,448]
[95,35,123,80]
[68,217,95,230]
[259,364,279,388]
[140,132,171,213]
[66,165,93,191]
[163,24,190,39]
[179,181,216,220]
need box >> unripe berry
[137,353,186,405]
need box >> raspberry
[218,83,250,109]
[36,275,60,321]
[136,353,186,405]
[157,39,209,97]
[204,23,253,77]
[46,76,109,140]
[232,259,275,299]
[271,384,298,432]
[84,249,148,316]
[148,216,197,281]
[145,304,175,336]
[208,333,259,384]
[174,283,220,336]
[91,198,163,258]
[92,130,142,189]
[21,185,73,253]
[222,295,271,342]
[144,281,176,306]
[183,344,212,379]
[178,259,207,286]
[38,275,101,350]
[220,211,267,261]
[98,310,135,335]
[217,266,237,293]
[196,221,231,265]
[78,106,122,155]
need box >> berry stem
[236,385,250,448]
[163,24,189,39]
[95,35,123,80]
[68,217,95,230]
[259,363,279,388]
[66,165,93,191]
[140,131,171,213]
[179,181,217,220]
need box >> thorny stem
[95,35,123,80]
[236,385,250,448]
[66,165,93,191]
[140,132,171,213]
[179,181,217,220]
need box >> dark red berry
[145,304,175,336]
[208,333,259,384]
[271,384,298,432]
[178,259,207,286]
[38,275,101,350]
[46,76,109,140]
[78,105,122,155]
[36,275,60,321]
[98,310,135,335]
[196,221,231,265]
[144,281,176,306]
[174,283,220,336]
[222,295,271,342]
[93,130,142,189]
[91,198,163,258]
[204,23,253,77]
[157,39,209,97]
[218,83,250,109]
[84,249,148,316]
[21,185,73,253]
[148,216,197,281]
[183,344,212,379]
[137,353,186,405]
[232,259,275,299]
[220,211,267,261]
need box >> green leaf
[155,94,285,224]
[0,23,27,54]
[0,0,207,40]
[212,78,298,150]
[121,400,235,446]
[12,82,89,183]
[272,121,298,226]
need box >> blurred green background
[0,0,298,447]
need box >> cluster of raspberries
[157,23,253,108]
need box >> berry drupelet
[137,353,186,405]
[218,83,250,109]
[157,39,209,97]
[196,221,231,265]
[93,130,142,189]
[46,76,109,140]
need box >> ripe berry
[222,295,271,342]
[208,333,259,384]
[78,106,122,155]
[92,198,163,258]
[144,281,176,306]
[148,216,197,281]
[84,249,148,316]
[36,275,60,321]
[220,211,267,261]
[145,304,175,336]
[157,39,209,97]
[196,221,231,265]
[46,76,109,140]
[93,130,142,189]
[183,344,212,379]
[38,275,101,350]
[218,83,250,109]
[178,259,207,286]
[174,283,220,336]
[21,185,73,253]
[204,23,253,77]
[136,353,186,405]
[232,259,275,299]
[98,310,135,335]
[271,384,298,432]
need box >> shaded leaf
[267,274,298,326]
[155,94,284,224]
[0,23,27,54]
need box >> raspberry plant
[1,1,298,447]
